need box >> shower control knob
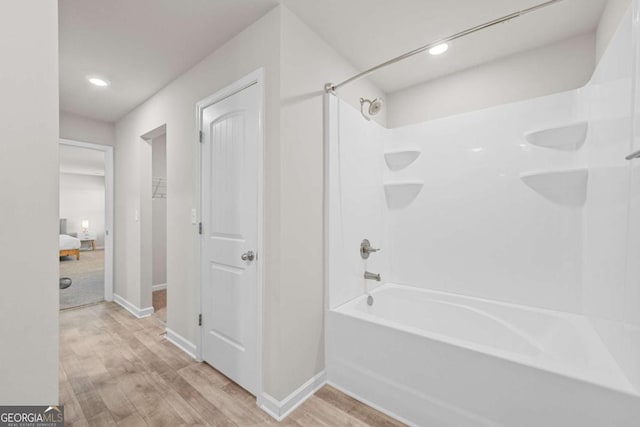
[241,251,255,262]
[360,239,380,259]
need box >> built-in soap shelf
[524,121,588,151]
[384,150,421,171]
[520,168,588,207]
[384,181,424,210]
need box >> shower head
[360,97,383,121]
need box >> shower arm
[324,0,564,94]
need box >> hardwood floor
[60,302,406,426]
[152,289,167,323]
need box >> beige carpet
[59,250,104,310]
[153,289,167,323]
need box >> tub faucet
[364,271,381,282]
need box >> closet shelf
[384,181,424,210]
[520,168,588,207]
[384,150,421,171]
[524,121,588,151]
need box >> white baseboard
[152,283,167,291]
[165,327,198,360]
[113,293,154,318]
[258,371,326,421]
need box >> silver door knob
[241,251,255,262]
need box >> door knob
[241,251,255,262]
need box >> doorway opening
[140,125,168,324]
[58,139,114,309]
[152,132,167,323]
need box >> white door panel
[201,82,259,394]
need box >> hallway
[59,303,404,426]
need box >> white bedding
[60,234,81,250]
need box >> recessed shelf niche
[384,150,421,171]
[524,121,588,151]
[384,181,424,210]
[520,168,588,207]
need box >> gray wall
[387,33,595,127]
[0,0,59,404]
[60,110,115,146]
[596,0,632,62]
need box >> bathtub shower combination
[324,3,640,426]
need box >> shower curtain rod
[324,0,564,93]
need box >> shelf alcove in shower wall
[325,1,640,425]
[520,168,588,207]
[524,121,589,151]
[383,181,424,209]
[384,150,421,170]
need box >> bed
[60,219,81,260]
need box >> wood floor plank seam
[60,302,406,427]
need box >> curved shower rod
[324,0,564,93]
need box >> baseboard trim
[152,283,167,291]
[113,294,154,318]
[165,327,198,360]
[258,371,326,421]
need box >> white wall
[60,110,115,146]
[582,2,640,390]
[388,91,584,312]
[596,0,632,62]
[0,0,58,404]
[113,4,386,402]
[114,5,282,391]
[272,7,386,399]
[60,173,106,248]
[327,97,390,309]
[332,89,585,313]
[152,134,167,287]
[387,33,595,127]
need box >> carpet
[59,249,104,310]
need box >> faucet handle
[360,239,380,259]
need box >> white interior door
[200,82,259,395]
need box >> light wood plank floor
[60,302,406,426]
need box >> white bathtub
[326,284,640,426]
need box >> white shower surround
[325,2,640,425]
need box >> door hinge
[198,222,203,235]
[198,314,202,326]
[199,130,204,143]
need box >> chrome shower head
[360,97,383,121]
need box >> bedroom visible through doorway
[59,140,114,309]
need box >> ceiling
[282,0,608,94]
[59,0,278,122]
[60,145,105,176]
[59,0,607,123]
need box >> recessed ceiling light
[428,43,449,56]
[87,76,110,87]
